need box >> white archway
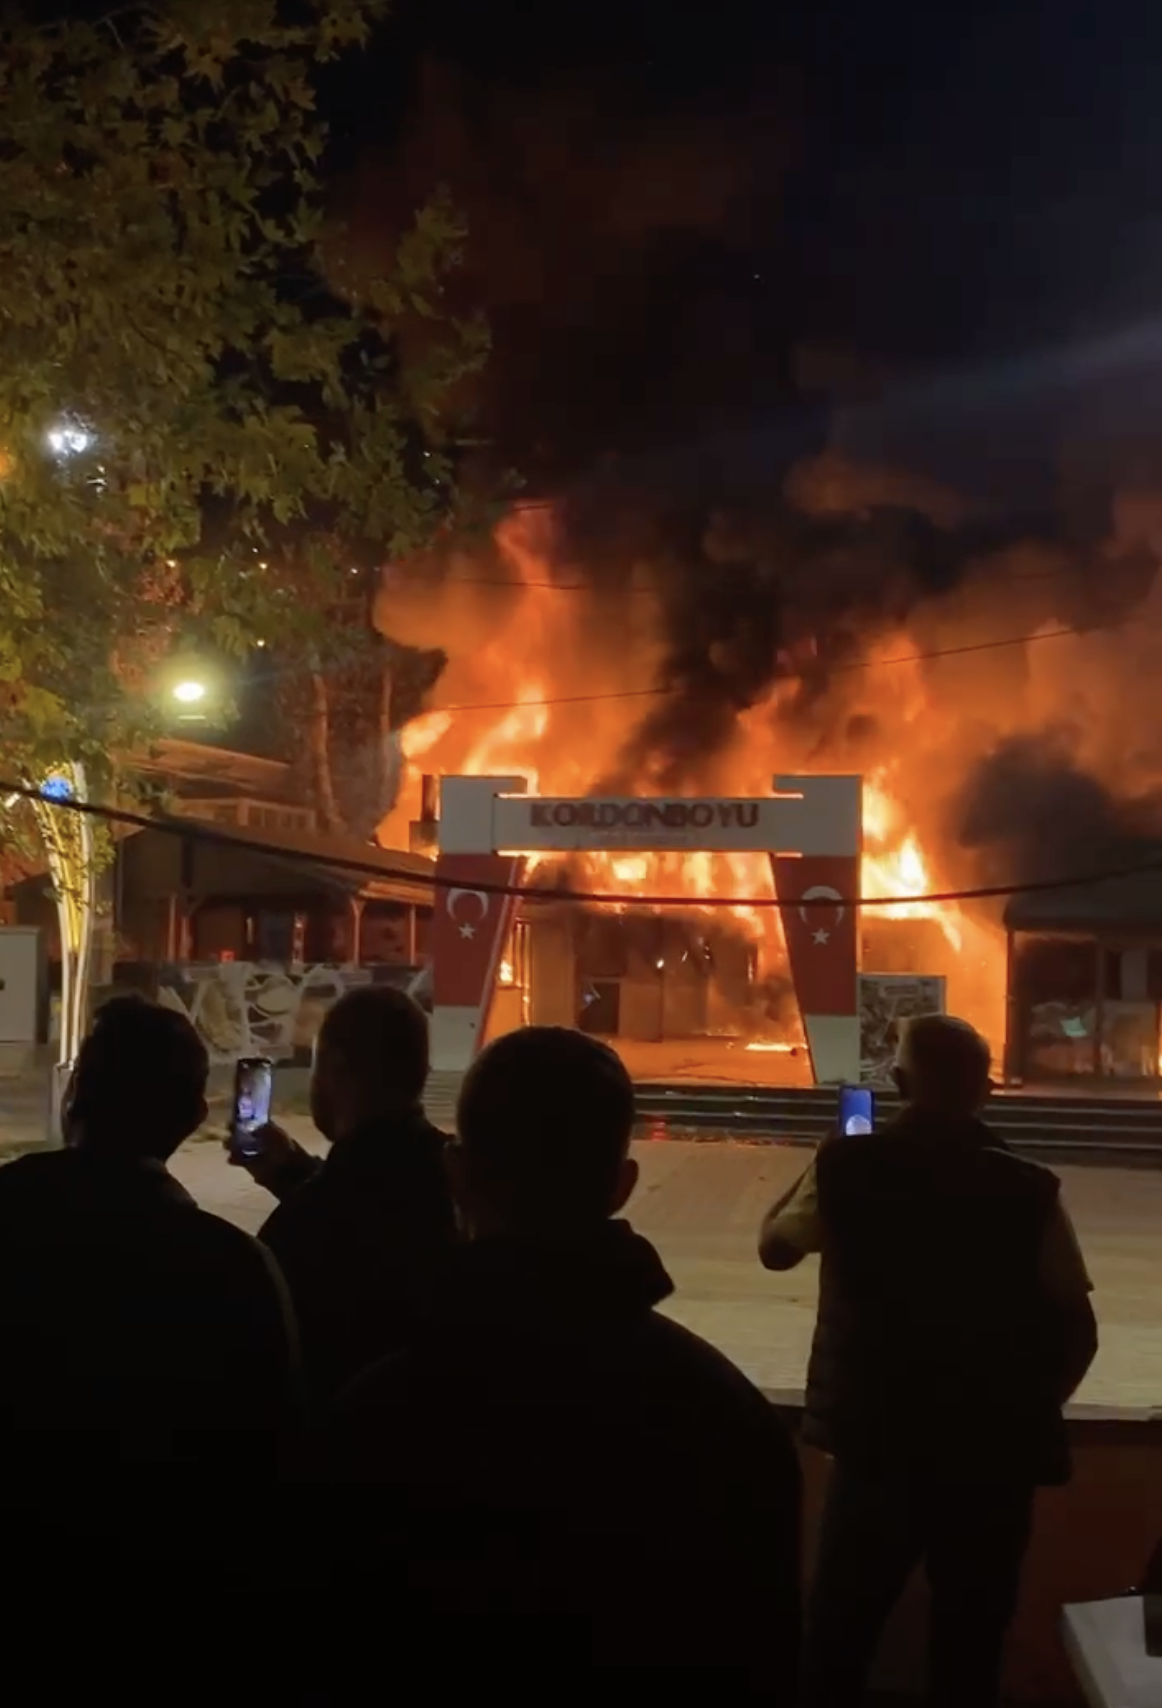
[428,773,863,1084]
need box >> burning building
[373,457,1162,1083]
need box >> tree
[266,550,450,838]
[0,0,487,1063]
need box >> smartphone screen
[837,1084,875,1136]
[231,1057,274,1158]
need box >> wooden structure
[1003,849,1162,1084]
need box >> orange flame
[862,774,963,951]
[378,506,996,1040]
[400,710,452,760]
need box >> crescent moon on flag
[798,884,845,926]
[446,887,490,922]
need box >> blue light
[40,775,74,802]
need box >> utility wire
[426,617,1124,715]
[246,574,1137,700]
[238,611,1113,704]
[56,609,1120,740]
[4,778,1159,912]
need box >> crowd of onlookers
[0,990,1099,1701]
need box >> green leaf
[0,0,497,858]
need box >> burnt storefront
[1004,856,1162,1083]
[483,901,950,1062]
[515,904,756,1043]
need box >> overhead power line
[427,618,1124,716]
[246,613,1111,704]
[4,778,1159,912]
[386,552,1146,597]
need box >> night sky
[307,0,1162,873]
[329,0,1162,511]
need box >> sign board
[859,973,946,1085]
[488,781,861,857]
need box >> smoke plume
[951,730,1162,889]
[336,49,1162,919]
[378,438,1162,928]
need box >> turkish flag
[430,854,522,1012]
[770,853,859,1018]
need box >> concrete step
[632,1083,1162,1158]
[421,1068,1162,1157]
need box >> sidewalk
[3,1058,1161,1411]
[167,1126,1162,1413]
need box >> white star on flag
[812,928,830,945]
[459,923,476,939]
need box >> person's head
[892,1013,992,1117]
[310,985,430,1142]
[450,1026,638,1238]
[65,994,209,1161]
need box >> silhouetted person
[233,986,456,1404]
[0,996,300,1560]
[760,1014,1098,1708]
[322,1027,802,1682]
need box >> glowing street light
[159,656,223,722]
[45,423,94,459]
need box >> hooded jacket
[319,1220,802,1684]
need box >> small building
[492,903,757,1043]
[134,737,316,837]
[484,904,949,1052]
[107,819,436,1064]
[1003,851,1162,1083]
[12,737,435,972]
[115,815,433,969]
[7,738,437,1058]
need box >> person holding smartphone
[758,1014,1098,1708]
[227,985,456,1405]
[0,995,302,1576]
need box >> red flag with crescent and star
[430,853,522,1014]
[769,853,859,1018]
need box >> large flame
[862,776,962,952]
[378,506,1001,1045]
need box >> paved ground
[5,1059,1157,1411]
[169,1127,1162,1414]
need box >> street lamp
[159,656,225,725]
[45,422,94,459]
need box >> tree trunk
[378,657,401,829]
[309,669,344,833]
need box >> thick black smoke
[544,451,1161,800]
[950,732,1162,889]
